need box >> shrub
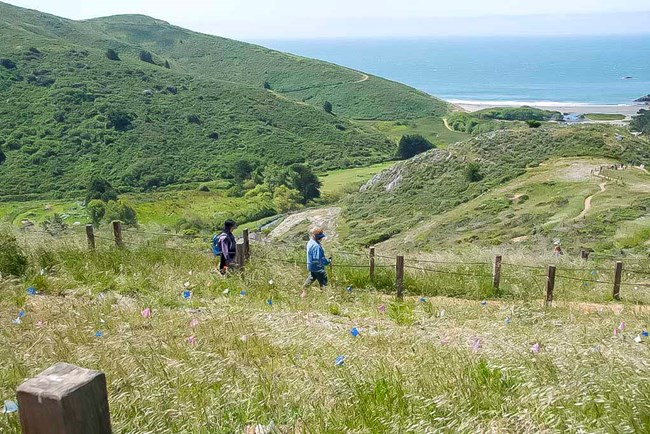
[323,101,333,114]
[87,199,106,225]
[0,149,5,164]
[288,164,321,204]
[397,134,434,159]
[526,120,542,128]
[0,232,28,277]
[198,185,210,192]
[106,49,120,61]
[465,162,483,182]
[41,214,68,236]
[164,60,170,69]
[86,177,118,203]
[105,200,138,226]
[187,114,201,124]
[208,132,219,140]
[106,108,134,131]
[0,58,16,69]
[263,80,271,90]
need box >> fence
[77,221,650,306]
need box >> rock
[634,94,650,103]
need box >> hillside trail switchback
[574,181,607,221]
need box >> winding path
[574,182,606,221]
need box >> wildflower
[266,299,272,306]
[189,318,199,328]
[643,330,649,337]
[440,337,450,345]
[183,281,191,288]
[613,328,619,337]
[18,309,25,318]
[268,279,274,285]
[346,286,353,293]
[240,335,248,342]
[618,321,625,331]
[187,336,196,345]
[26,287,37,296]
[222,288,229,295]
[471,338,482,353]
[11,317,21,325]
[634,335,642,343]
[141,308,151,318]
[439,309,446,318]
[240,290,246,297]
[182,290,191,299]
[530,343,540,354]
[377,304,386,313]
[2,400,18,414]
[36,320,45,328]
[480,301,487,306]
[505,317,512,325]
[350,327,359,337]
[419,297,427,303]
[95,331,103,337]
[97,292,105,301]
[335,355,345,366]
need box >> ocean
[258,36,650,105]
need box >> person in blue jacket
[302,227,331,298]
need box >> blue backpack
[211,234,222,256]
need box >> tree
[105,200,137,226]
[106,108,134,131]
[86,177,118,204]
[263,165,288,193]
[263,81,271,90]
[631,109,650,136]
[106,49,120,61]
[139,50,155,64]
[465,163,483,182]
[273,185,303,213]
[87,200,106,225]
[232,159,254,185]
[164,60,170,69]
[397,134,434,159]
[288,164,321,204]
[526,120,542,128]
[323,101,333,114]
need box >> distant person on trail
[302,227,331,298]
[553,241,564,257]
[212,219,237,274]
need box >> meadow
[1,234,650,433]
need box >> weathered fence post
[580,249,590,260]
[242,229,250,260]
[111,221,122,248]
[396,255,404,300]
[545,265,556,307]
[17,362,112,434]
[369,247,376,281]
[86,224,95,250]
[236,241,245,269]
[492,254,502,290]
[613,261,623,300]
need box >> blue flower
[480,301,487,306]
[95,331,103,338]
[26,287,37,296]
[335,355,345,366]
[350,327,359,337]
[505,317,511,324]
[346,286,353,293]
[643,331,649,337]
[419,297,427,303]
[240,290,246,297]
[267,299,272,306]
[182,290,191,299]
[18,309,25,318]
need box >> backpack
[211,234,222,256]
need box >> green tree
[397,134,434,159]
[273,185,303,212]
[465,163,483,182]
[232,159,253,185]
[263,165,288,192]
[323,101,333,114]
[288,164,321,204]
[526,120,542,128]
[164,60,170,69]
[86,177,118,203]
[0,231,27,277]
[105,200,137,226]
[106,108,134,131]
[87,199,106,225]
[106,49,120,61]
[263,80,271,90]
[631,109,650,136]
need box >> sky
[5,0,650,39]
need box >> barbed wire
[404,264,493,278]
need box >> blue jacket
[306,239,330,272]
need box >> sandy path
[269,207,340,240]
[355,73,369,83]
[442,117,453,132]
[575,182,606,221]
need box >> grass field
[1,238,650,433]
[359,117,469,147]
[585,113,627,121]
[320,162,395,197]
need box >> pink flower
[618,321,625,331]
[187,336,196,345]
[471,338,481,353]
[36,320,45,328]
[530,343,540,354]
[141,308,152,318]
[440,337,450,345]
[189,318,199,328]
[377,304,386,313]
[613,328,619,337]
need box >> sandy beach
[454,101,646,119]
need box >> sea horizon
[259,35,650,106]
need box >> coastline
[451,100,646,118]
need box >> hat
[311,227,326,239]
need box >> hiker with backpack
[302,227,331,298]
[212,219,237,274]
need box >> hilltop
[0,2,451,199]
[341,124,650,252]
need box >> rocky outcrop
[634,95,650,103]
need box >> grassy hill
[0,1,452,199]
[342,124,650,251]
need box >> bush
[0,149,5,165]
[397,134,434,159]
[187,114,201,124]
[106,108,134,131]
[0,58,16,69]
[164,60,170,69]
[42,214,68,236]
[263,81,271,90]
[87,199,106,225]
[106,49,120,61]
[526,120,542,128]
[323,101,333,114]
[86,177,118,203]
[465,162,483,182]
[105,200,138,226]
[0,232,28,277]
[198,185,210,192]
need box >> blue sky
[5,0,650,39]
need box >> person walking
[212,219,237,274]
[302,227,331,298]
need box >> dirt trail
[442,117,453,132]
[355,73,369,83]
[269,207,340,240]
[575,182,606,221]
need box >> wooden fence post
[613,261,623,300]
[112,221,122,248]
[86,224,95,250]
[242,229,250,260]
[236,241,245,269]
[545,265,556,307]
[396,255,404,300]
[580,249,590,260]
[492,254,502,290]
[369,247,376,281]
[17,362,112,434]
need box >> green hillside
[343,125,650,250]
[0,1,451,199]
